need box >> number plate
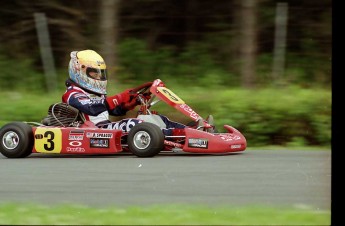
[34,128,62,153]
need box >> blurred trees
[0,0,332,90]
[100,0,120,77]
[239,0,258,88]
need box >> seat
[41,103,84,127]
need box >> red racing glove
[123,97,139,110]
[123,92,152,110]
[105,89,135,110]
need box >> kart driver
[62,49,188,136]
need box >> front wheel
[127,122,164,157]
[0,122,34,158]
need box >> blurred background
[0,0,332,148]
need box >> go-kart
[0,79,246,158]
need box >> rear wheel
[0,122,34,158]
[127,122,164,157]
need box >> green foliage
[0,32,331,92]
[165,86,331,147]
[0,85,331,148]
[0,55,45,92]
[118,38,232,86]
[286,53,332,88]
[118,38,157,81]
[0,91,61,125]
[225,87,331,147]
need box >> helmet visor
[86,67,107,81]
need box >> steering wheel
[129,82,153,95]
[123,82,153,110]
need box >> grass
[0,203,330,225]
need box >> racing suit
[62,81,185,135]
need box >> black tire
[127,122,164,157]
[0,122,34,158]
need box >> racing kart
[0,79,246,158]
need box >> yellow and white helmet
[68,50,107,94]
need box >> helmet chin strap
[65,78,75,87]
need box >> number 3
[34,128,62,153]
[44,131,55,151]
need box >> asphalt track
[0,150,331,211]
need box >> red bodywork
[29,78,246,155]
[181,126,246,153]
[148,79,247,153]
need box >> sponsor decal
[231,144,241,149]
[179,104,199,120]
[69,130,84,140]
[220,134,241,142]
[90,138,109,148]
[157,87,184,104]
[188,138,208,149]
[86,132,113,138]
[66,147,85,152]
[69,141,82,147]
[164,140,184,148]
[80,99,92,105]
[74,93,87,98]
[103,119,142,132]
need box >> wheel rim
[133,131,151,150]
[2,131,20,150]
